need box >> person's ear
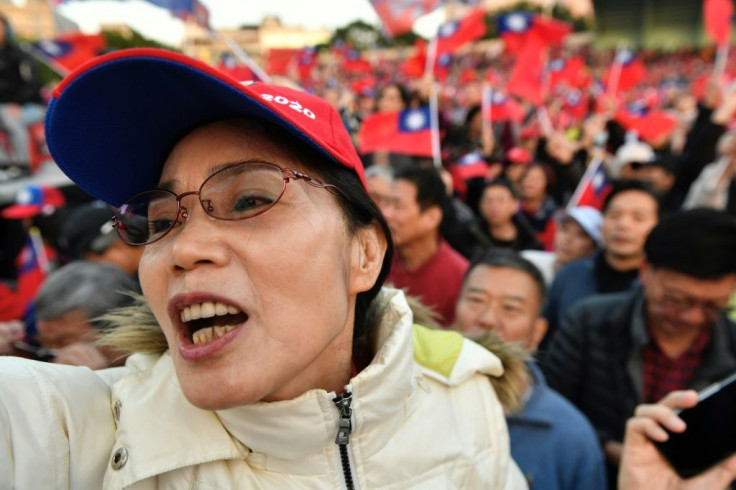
[422,205,442,230]
[350,222,388,294]
[529,316,548,352]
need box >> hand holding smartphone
[655,372,736,478]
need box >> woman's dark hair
[251,119,394,348]
[378,82,410,108]
[519,162,555,196]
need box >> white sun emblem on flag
[405,110,427,130]
[593,171,605,190]
[39,40,63,56]
[507,14,528,32]
[439,22,458,37]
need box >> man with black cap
[58,200,142,278]
[542,208,736,485]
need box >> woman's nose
[168,201,229,271]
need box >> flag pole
[481,81,492,138]
[429,83,442,168]
[714,42,730,80]
[28,226,50,275]
[567,156,602,210]
[606,43,625,98]
[211,31,272,83]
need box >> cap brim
[45,49,343,207]
[1,204,42,219]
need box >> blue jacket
[508,362,607,490]
[540,255,597,352]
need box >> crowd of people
[1,10,736,488]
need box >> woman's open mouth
[180,301,248,345]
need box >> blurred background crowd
[2,0,736,487]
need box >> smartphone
[655,371,736,478]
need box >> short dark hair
[482,178,520,200]
[394,166,449,216]
[602,179,661,216]
[644,208,736,279]
[464,249,547,314]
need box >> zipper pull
[333,391,353,445]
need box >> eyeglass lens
[115,162,287,245]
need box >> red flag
[400,39,427,78]
[32,32,106,72]
[450,151,489,196]
[614,110,678,144]
[434,52,453,81]
[435,8,487,56]
[369,0,443,36]
[266,48,298,76]
[548,56,589,90]
[498,11,571,54]
[342,49,373,75]
[604,48,647,94]
[358,107,433,156]
[507,35,547,106]
[215,53,257,81]
[483,91,525,122]
[292,47,317,81]
[568,159,611,210]
[704,0,734,45]
[563,89,589,120]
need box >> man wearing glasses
[541,208,736,486]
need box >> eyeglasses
[651,273,734,319]
[113,161,339,245]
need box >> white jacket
[0,288,526,489]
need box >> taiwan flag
[497,11,570,54]
[704,0,734,45]
[358,106,433,156]
[434,52,453,81]
[369,0,443,37]
[435,8,487,56]
[32,32,106,73]
[604,47,646,94]
[216,53,258,82]
[614,110,678,145]
[548,56,589,90]
[507,34,547,106]
[342,49,373,74]
[293,46,317,81]
[483,91,525,122]
[568,159,611,210]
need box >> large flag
[400,39,427,78]
[369,0,442,36]
[358,106,433,156]
[604,47,646,94]
[507,34,547,106]
[614,109,678,144]
[704,0,734,45]
[497,11,571,54]
[435,8,487,56]
[32,32,106,73]
[567,159,612,210]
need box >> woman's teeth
[192,325,236,344]
[180,301,240,322]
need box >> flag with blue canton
[399,107,431,133]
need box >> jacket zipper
[332,390,355,490]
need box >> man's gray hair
[34,261,138,328]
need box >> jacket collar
[105,288,419,487]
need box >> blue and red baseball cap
[45,48,368,207]
[2,184,66,219]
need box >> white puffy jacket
[0,288,527,489]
